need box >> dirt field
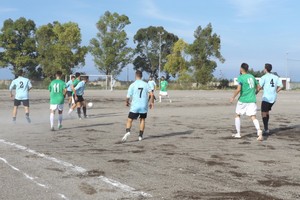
[0,89,299,200]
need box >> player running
[159,76,172,103]
[257,63,283,136]
[68,72,81,114]
[9,69,32,124]
[66,75,75,108]
[230,63,263,141]
[122,70,154,142]
[49,71,67,131]
[148,75,157,101]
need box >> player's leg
[261,101,272,135]
[50,106,56,131]
[76,101,82,119]
[68,95,76,114]
[233,115,241,138]
[251,115,263,141]
[58,110,63,129]
[82,99,87,118]
[12,99,20,123]
[122,112,137,142]
[23,100,31,123]
[166,93,172,103]
[139,116,146,141]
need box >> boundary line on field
[0,139,152,198]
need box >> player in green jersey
[49,71,67,131]
[68,72,81,115]
[230,63,263,141]
[159,76,172,103]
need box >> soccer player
[69,76,89,119]
[68,72,81,114]
[159,76,172,103]
[66,75,75,108]
[148,75,157,101]
[122,70,154,142]
[49,71,67,131]
[257,63,283,135]
[9,69,32,123]
[230,63,263,141]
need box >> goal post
[68,74,114,91]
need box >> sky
[1,0,300,81]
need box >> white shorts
[50,104,64,111]
[235,101,257,116]
[159,91,168,96]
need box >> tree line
[0,11,225,85]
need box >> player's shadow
[62,123,114,130]
[263,125,300,140]
[145,130,194,140]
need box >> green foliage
[133,26,178,78]
[0,17,38,78]
[36,21,87,79]
[188,23,225,85]
[89,11,132,77]
[164,39,189,78]
[248,68,264,77]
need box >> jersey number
[270,79,275,87]
[53,83,60,93]
[138,88,143,98]
[20,81,24,88]
[247,78,254,89]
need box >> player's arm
[126,97,130,107]
[230,84,241,103]
[9,82,15,99]
[256,84,262,95]
[276,86,283,93]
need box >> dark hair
[161,76,165,79]
[75,72,81,78]
[81,76,89,80]
[56,71,62,76]
[136,70,142,78]
[71,75,75,79]
[241,63,249,72]
[265,63,272,72]
[17,69,24,76]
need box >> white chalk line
[0,157,69,200]
[0,139,152,198]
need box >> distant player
[230,63,263,141]
[257,63,283,135]
[9,69,32,123]
[66,75,75,108]
[122,70,154,142]
[68,72,81,114]
[148,75,156,101]
[69,76,89,119]
[49,71,67,131]
[159,76,172,103]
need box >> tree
[89,11,132,77]
[0,17,38,78]
[248,68,264,77]
[188,23,225,85]
[36,21,87,79]
[133,26,178,79]
[164,39,189,79]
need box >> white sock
[159,96,162,102]
[50,113,54,128]
[252,119,261,131]
[58,114,63,126]
[235,117,241,134]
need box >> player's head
[71,75,75,80]
[135,70,142,79]
[149,75,153,80]
[240,63,249,74]
[56,71,63,78]
[264,63,272,73]
[81,75,89,82]
[75,72,81,78]
[17,69,24,77]
[161,76,165,80]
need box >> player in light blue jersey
[148,75,157,101]
[66,75,75,108]
[257,63,283,135]
[9,70,32,123]
[122,70,154,142]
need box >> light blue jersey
[74,80,86,96]
[259,73,283,103]
[148,80,156,91]
[9,76,32,100]
[66,79,73,92]
[127,80,151,114]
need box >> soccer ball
[87,102,93,108]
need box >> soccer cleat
[68,109,73,115]
[232,133,241,138]
[51,127,55,131]
[122,132,130,142]
[138,136,143,141]
[26,116,31,123]
[58,125,63,130]
[257,130,263,141]
[263,129,269,136]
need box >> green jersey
[72,78,80,94]
[160,80,168,92]
[237,73,258,103]
[49,79,66,104]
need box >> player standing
[122,70,154,142]
[68,72,81,114]
[70,76,88,119]
[159,76,172,103]
[66,75,75,108]
[257,63,283,135]
[230,63,263,141]
[49,71,67,131]
[9,69,32,123]
[148,75,156,101]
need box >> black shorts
[14,99,29,107]
[67,91,72,97]
[261,101,274,112]
[74,95,84,103]
[128,112,147,119]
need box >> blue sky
[1,0,300,81]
